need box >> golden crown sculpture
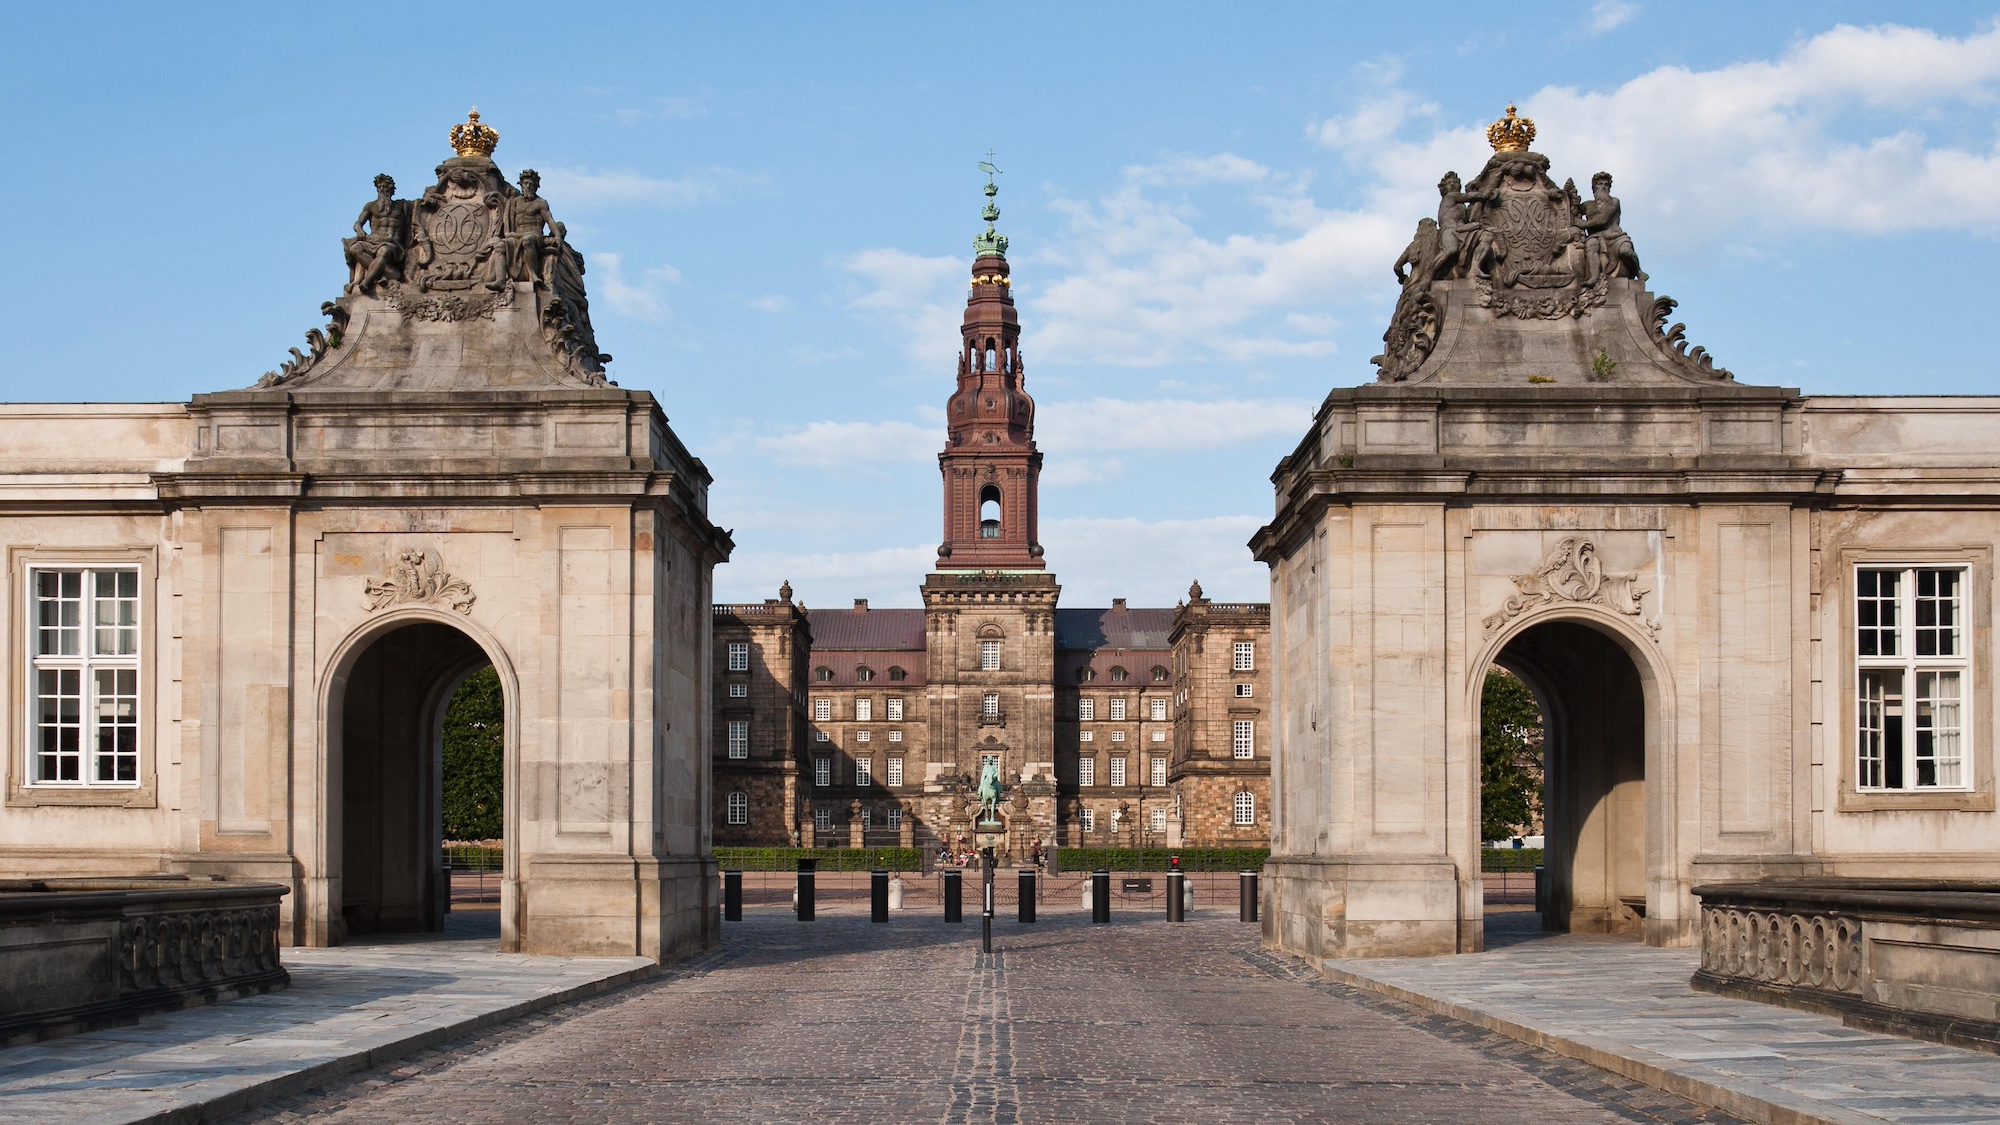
[450,108,500,158]
[1487,104,1536,153]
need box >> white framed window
[1151,757,1166,787]
[856,758,872,786]
[29,567,140,786]
[1150,808,1167,833]
[728,682,747,698]
[1109,698,1127,721]
[860,808,871,828]
[726,642,749,672]
[1109,757,1126,786]
[814,757,831,786]
[888,730,902,743]
[1079,758,1095,786]
[886,697,904,720]
[1149,698,1167,721]
[1234,791,1256,825]
[1858,565,1971,790]
[855,698,873,721]
[813,697,832,721]
[813,806,830,832]
[887,807,902,829]
[887,757,904,786]
[1233,641,1255,671]
[726,719,749,759]
[1110,731,1125,743]
[1233,720,1255,759]
[856,730,871,743]
[980,640,1001,671]
[1081,808,1096,833]
[1151,730,1166,743]
[1235,683,1254,698]
[1080,730,1094,743]
[1078,698,1095,721]
[815,731,830,742]
[725,791,748,825]
[982,692,1000,717]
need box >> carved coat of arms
[1482,537,1654,638]
[363,549,476,614]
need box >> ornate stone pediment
[255,111,613,392]
[363,549,475,614]
[1482,537,1654,638]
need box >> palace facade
[712,177,1271,855]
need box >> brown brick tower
[921,165,1060,858]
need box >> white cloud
[1588,1,1639,35]
[751,418,938,470]
[1037,396,1315,453]
[845,248,964,365]
[615,96,708,125]
[715,544,939,608]
[1041,456,1125,487]
[750,294,790,313]
[539,166,755,209]
[1039,516,1267,606]
[592,252,681,323]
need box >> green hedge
[714,846,924,872]
[1054,847,1268,873]
[1480,847,1544,872]
[443,845,502,871]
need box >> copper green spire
[973,152,1008,258]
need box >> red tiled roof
[807,608,926,651]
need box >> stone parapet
[1693,879,2000,1054]
[0,877,289,1046]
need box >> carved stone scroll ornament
[363,549,476,614]
[256,302,350,388]
[1481,537,1656,638]
[1649,297,1734,381]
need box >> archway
[1489,618,1650,936]
[331,620,494,941]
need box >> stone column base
[1263,853,1464,963]
[519,853,716,962]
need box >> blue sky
[5,4,2000,607]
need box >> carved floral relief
[1481,536,1655,638]
[363,548,476,614]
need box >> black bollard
[796,857,815,922]
[871,869,889,923]
[1167,869,1185,922]
[943,868,963,922]
[1018,867,1036,923]
[724,870,743,922]
[1239,870,1259,923]
[1091,870,1111,923]
[981,848,996,954]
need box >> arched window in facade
[1233,790,1256,826]
[978,485,1002,538]
[726,791,749,826]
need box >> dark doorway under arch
[1493,620,1647,936]
[336,621,492,940]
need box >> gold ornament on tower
[1487,104,1536,153]
[450,108,500,158]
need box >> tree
[1480,668,1544,842]
[442,664,504,841]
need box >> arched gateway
[1253,106,2000,961]
[0,113,730,960]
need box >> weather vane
[980,150,1002,183]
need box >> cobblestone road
[239,912,1741,1124]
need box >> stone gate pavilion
[0,113,729,959]
[1254,107,2000,961]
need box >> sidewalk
[1321,910,2000,1125]
[0,912,653,1125]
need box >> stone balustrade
[1,877,289,1045]
[1693,879,2000,1054]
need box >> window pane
[980,640,1001,671]
[815,758,830,786]
[1109,698,1126,720]
[1151,757,1167,786]
[1109,758,1126,786]
[1915,671,1964,788]
[37,569,83,656]
[1234,792,1255,825]
[1233,720,1255,759]
[94,569,139,657]
[887,757,904,786]
[856,699,872,721]
[856,759,872,786]
[36,667,82,782]
[1079,758,1095,786]
[1915,569,1963,658]
[93,668,139,782]
[727,720,748,759]
[1078,698,1094,721]
[1856,569,1900,658]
